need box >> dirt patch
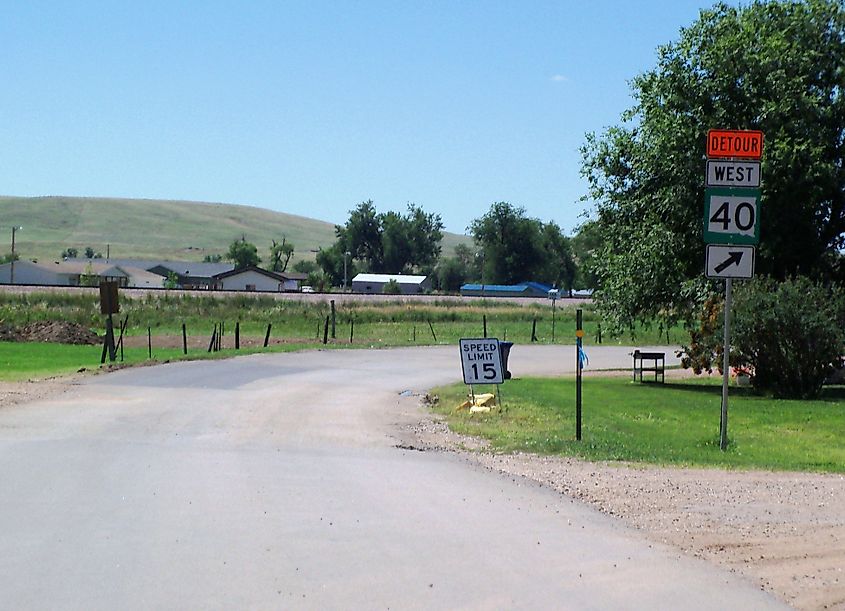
[1,321,100,345]
[410,410,845,611]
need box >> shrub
[682,276,845,398]
[732,276,845,399]
[382,279,401,295]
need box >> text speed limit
[703,187,761,245]
[459,338,504,385]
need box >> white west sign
[459,338,504,385]
[706,160,761,188]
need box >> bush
[732,277,845,399]
[682,276,845,398]
[382,279,401,295]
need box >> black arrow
[714,251,744,273]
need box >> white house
[212,266,306,292]
[351,273,431,294]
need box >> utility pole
[343,251,351,292]
[10,226,21,284]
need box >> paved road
[0,346,785,609]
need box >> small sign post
[575,310,584,441]
[705,129,763,451]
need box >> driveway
[0,346,786,609]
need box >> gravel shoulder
[409,411,845,611]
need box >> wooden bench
[632,350,665,383]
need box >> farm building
[213,266,306,292]
[460,281,553,298]
[351,273,431,294]
[0,260,131,287]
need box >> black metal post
[349,319,354,343]
[576,308,583,441]
[323,316,329,344]
[264,323,272,348]
[428,321,437,343]
[148,326,152,359]
[483,314,487,338]
[182,323,187,355]
[208,325,217,353]
[235,321,240,350]
[331,300,336,339]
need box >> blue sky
[1,1,728,235]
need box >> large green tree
[470,202,575,289]
[321,201,444,283]
[226,239,260,269]
[581,0,845,330]
[268,238,294,273]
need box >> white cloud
[550,74,569,83]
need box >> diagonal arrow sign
[714,251,744,273]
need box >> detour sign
[707,129,763,159]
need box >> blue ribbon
[578,345,589,369]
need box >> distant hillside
[0,196,470,265]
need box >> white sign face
[706,160,761,188]
[705,245,755,279]
[459,338,503,384]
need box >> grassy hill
[0,196,470,265]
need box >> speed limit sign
[703,187,761,245]
[459,338,504,385]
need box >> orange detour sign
[707,129,763,159]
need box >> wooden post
[208,325,217,353]
[235,321,240,350]
[116,315,128,362]
[106,313,116,361]
[264,323,272,348]
[182,323,188,355]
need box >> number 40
[710,200,755,231]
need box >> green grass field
[0,340,328,382]
[432,376,845,473]
[0,291,684,348]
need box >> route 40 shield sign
[459,338,504,385]
[703,187,761,245]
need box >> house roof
[34,261,127,276]
[461,282,553,294]
[213,266,305,281]
[461,283,532,293]
[62,258,235,278]
[149,261,235,277]
[352,273,428,284]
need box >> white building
[213,266,306,292]
[351,273,431,294]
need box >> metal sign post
[704,129,763,451]
[720,278,732,450]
